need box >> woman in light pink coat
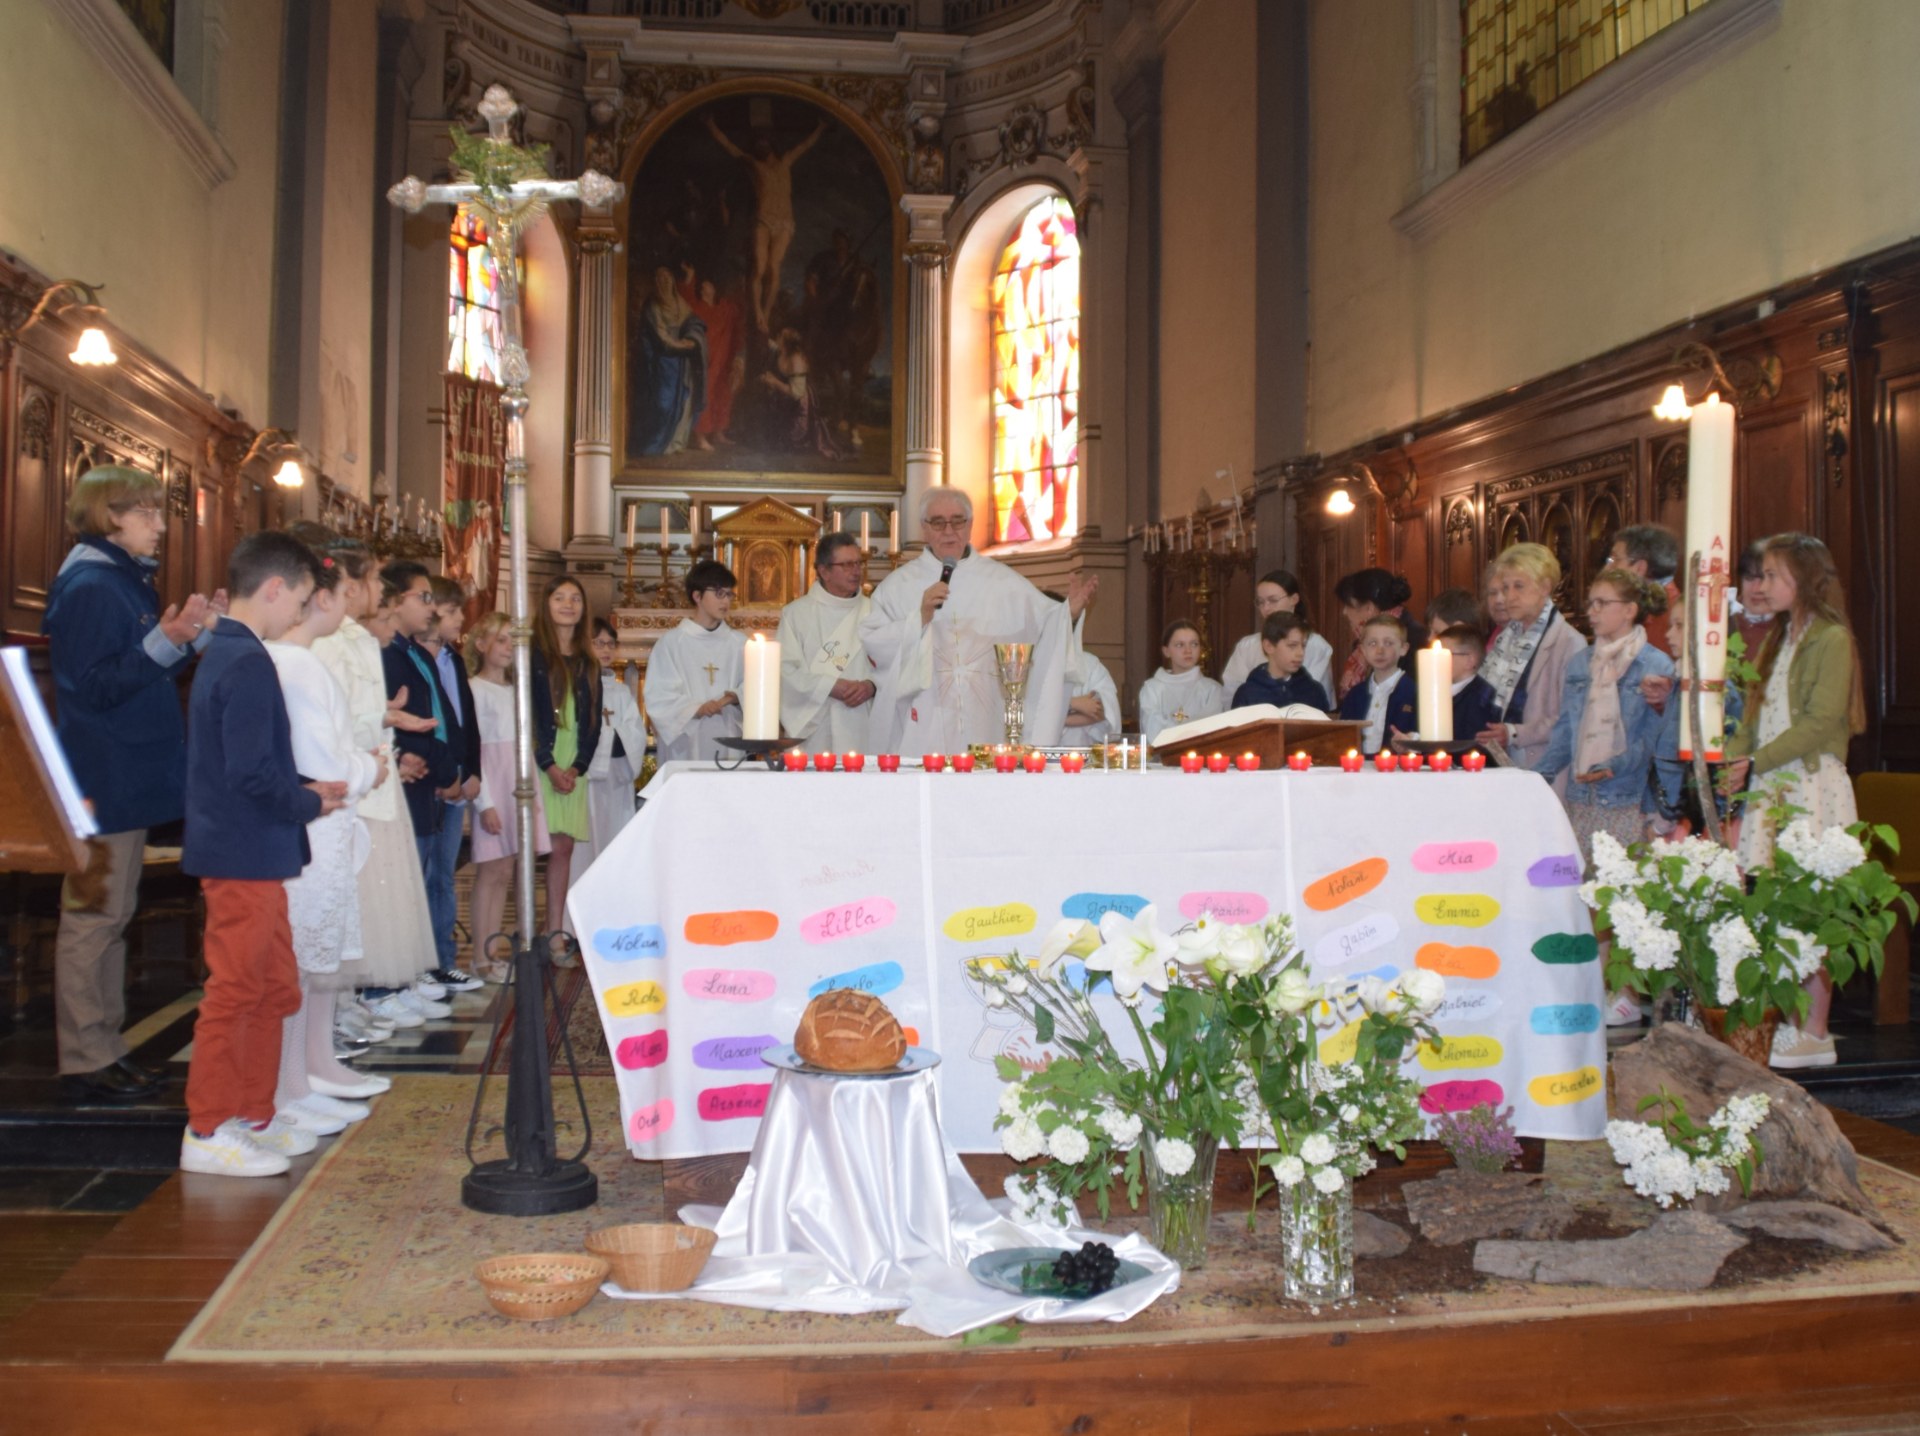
[1476,543,1588,786]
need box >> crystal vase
[1279,1174,1355,1303]
[1144,1131,1218,1270]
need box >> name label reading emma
[1414,894,1501,928]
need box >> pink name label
[1419,1080,1506,1115]
[697,1083,771,1121]
[1179,891,1269,923]
[1412,841,1498,874]
[615,1031,669,1069]
[628,1098,675,1144]
[801,896,897,944]
[681,968,777,1003]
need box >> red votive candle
[1462,750,1487,772]
[1239,752,1263,772]
[1206,752,1230,773]
[1398,752,1424,772]
[782,750,809,772]
[922,752,947,773]
[842,752,866,773]
[1181,751,1203,774]
[1340,749,1363,773]
[1374,750,1397,772]
[1060,752,1086,773]
[877,753,901,773]
[952,753,976,773]
[813,751,837,772]
[1287,751,1311,772]
[1429,750,1453,773]
[993,752,1017,773]
[1023,751,1048,773]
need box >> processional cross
[388,86,623,1216]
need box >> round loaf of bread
[793,989,908,1072]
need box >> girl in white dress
[1138,621,1226,750]
[1221,570,1334,702]
[268,555,389,1125]
[465,611,551,982]
[578,619,651,881]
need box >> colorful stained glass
[446,206,505,385]
[991,195,1080,545]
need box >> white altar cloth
[568,766,1606,1161]
[602,1065,1179,1336]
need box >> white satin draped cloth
[602,1068,1180,1337]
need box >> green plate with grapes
[969,1244,1148,1300]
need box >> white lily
[1086,903,1180,1001]
[1035,918,1102,974]
[1175,911,1223,967]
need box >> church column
[571,227,616,544]
[901,193,954,526]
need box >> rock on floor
[1354,1208,1412,1259]
[1402,1169,1577,1245]
[1715,1199,1895,1251]
[1473,1210,1747,1290]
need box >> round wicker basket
[584,1223,718,1292]
[474,1252,610,1321]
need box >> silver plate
[760,1043,941,1079]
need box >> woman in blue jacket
[42,466,221,1103]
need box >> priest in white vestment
[643,558,748,762]
[860,488,1070,752]
[776,532,875,754]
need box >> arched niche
[947,176,1080,554]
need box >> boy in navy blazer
[1337,614,1418,754]
[1436,624,1503,745]
[180,532,344,1177]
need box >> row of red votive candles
[1336,748,1486,773]
[780,749,1489,774]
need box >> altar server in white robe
[1139,619,1228,748]
[1220,569,1334,701]
[776,532,875,755]
[643,558,748,762]
[1054,575,1120,747]
[860,488,1071,752]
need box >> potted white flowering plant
[1606,1088,1771,1208]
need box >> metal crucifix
[389,85,624,1216]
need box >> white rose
[1300,1133,1336,1166]
[1310,1165,1346,1195]
[1269,967,1323,1015]
[1154,1136,1196,1177]
[1395,968,1446,1014]
[1339,1103,1360,1124]
[1212,925,1267,978]
[984,986,1007,1008]
[1048,1124,1091,1164]
[1005,972,1030,996]
[1270,1155,1305,1187]
[1098,1108,1143,1146]
[1175,913,1223,967]
[998,1084,1026,1117]
[1001,1116,1045,1162]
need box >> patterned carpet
[169,1075,1920,1364]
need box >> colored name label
[615,1031,669,1070]
[1530,1003,1602,1035]
[1303,859,1388,912]
[628,1098,675,1144]
[683,910,780,947]
[1318,1017,1362,1066]
[1434,990,1503,1023]
[1416,1034,1505,1070]
[1532,932,1599,965]
[692,1035,781,1071]
[807,960,906,999]
[1312,910,1401,971]
[1528,1066,1603,1106]
[1412,842,1498,875]
[1062,892,1148,923]
[941,903,1037,943]
[681,968,776,1003]
[1419,1079,1506,1114]
[1416,942,1501,980]
[603,980,667,1018]
[801,896,897,945]
[594,924,667,962]
[1179,891,1269,923]
[1527,854,1584,888]
[697,1083,772,1121]
[1414,894,1501,928]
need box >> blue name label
[594,924,667,962]
[1061,892,1148,923]
[807,960,906,999]
[1530,1003,1602,1035]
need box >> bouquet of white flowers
[1606,1088,1770,1208]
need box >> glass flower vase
[1144,1131,1219,1270]
[1280,1174,1355,1303]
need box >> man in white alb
[860,488,1070,752]
[643,558,748,761]
[776,532,875,754]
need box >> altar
[567,766,1606,1161]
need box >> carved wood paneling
[1738,411,1814,548]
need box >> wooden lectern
[0,649,93,874]
[1154,715,1368,769]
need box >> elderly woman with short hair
[1475,542,1588,780]
[43,466,221,1103]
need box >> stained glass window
[447,206,506,385]
[991,195,1080,545]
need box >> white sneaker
[412,975,448,1001]
[1770,1023,1838,1069]
[276,1102,348,1136]
[247,1115,320,1156]
[1605,990,1646,1027]
[309,1072,391,1099]
[365,994,425,1028]
[295,1092,371,1123]
[336,1010,395,1044]
[181,1119,291,1177]
[400,989,453,1020]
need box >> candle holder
[922,753,947,773]
[1206,753,1230,774]
[618,544,645,608]
[1340,750,1364,773]
[1461,750,1488,772]
[652,541,684,608]
[1059,752,1086,773]
[994,642,1033,747]
[712,736,802,772]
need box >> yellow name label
[1414,894,1501,928]
[1528,1066,1603,1106]
[1416,1034,1505,1070]
[603,980,667,1017]
[941,903,1038,943]
[1317,1018,1363,1066]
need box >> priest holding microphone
[776,532,876,754]
[859,488,1071,753]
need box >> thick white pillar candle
[625,503,635,548]
[889,509,899,551]
[659,506,668,545]
[741,632,780,740]
[1415,640,1453,742]
[1680,394,1735,760]
[861,511,871,550]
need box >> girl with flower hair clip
[1721,532,1867,1068]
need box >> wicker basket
[584,1223,718,1292]
[474,1252,610,1321]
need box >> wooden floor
[0,1112,1916,1435]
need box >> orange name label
[683,910,780,947]
[1416,942,1501,980]
[1303,857,1389,912]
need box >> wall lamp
[1323,461,1419,518]
[1651,340,1782,421]
[0,279,118,367]
[238,428,308,491]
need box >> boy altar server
[645,559,748,762]
[776,532,875,755]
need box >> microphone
[939,562,955,586]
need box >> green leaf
[961,1323,1023,1347]
[993,1056,1022,1083]
[1033,1003,1056,1045]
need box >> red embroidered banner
[443,372,507,625]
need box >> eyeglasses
[923,516,970,532]
[120,505,164,521]
[703,588,736,600]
